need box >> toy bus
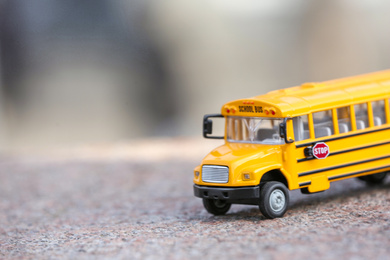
[193,70,390,219]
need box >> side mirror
[280,118,294,143]
[203,114,224,139]
[279,123,286,138]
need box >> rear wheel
[259,181,289,219]
[358,172,387,185]
[203,198,231,215]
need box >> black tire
[358,172,387,185]
[259,181,289,219]
[202,198,231,215]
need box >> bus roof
[222,70,390,117]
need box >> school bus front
[195,141,283,187]
[194,99,296,219]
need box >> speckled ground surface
[0,139,389,259]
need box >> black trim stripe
[297,140,390,163]
[299,181,311,187]
[328,165,390,181]
[296,126,390,148]
[298,155,390,177]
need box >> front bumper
[193,184,260,204]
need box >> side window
[337,106,352,133]
[293,115,310,141]
[372,100,386,126]
[313,110,334,138]
[354,103,369,129]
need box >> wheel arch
[260,169,289,189]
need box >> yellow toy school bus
[193,70,390,219]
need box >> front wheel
[259,182,289,219]
[203,198,231,215]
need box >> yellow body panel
[196,143,284,187]
[221,70,390,117]
[195,70,390,194]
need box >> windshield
[227,117,284,144]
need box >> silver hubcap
[269,189,285,212]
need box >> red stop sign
[312,142,329,159]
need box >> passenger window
[372,100,386,126]
[293,115,310,141]
[337,106,352,133]
[354,103,369,129]
[313,110,334,138]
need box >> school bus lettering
[194,70,390,219]
[239,105,254,113]
[255,106,263,113]
[238,105,263,113]
[312,142,329,159]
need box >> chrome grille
[202,165,229,183]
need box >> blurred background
[1,0,390,148]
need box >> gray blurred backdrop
[1,0,390,148]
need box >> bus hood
[202,142,281,168]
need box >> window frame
[294,98,390,142]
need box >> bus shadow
[289,179,390,211]
[199,179,390,222]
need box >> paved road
[0,140,389,259]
